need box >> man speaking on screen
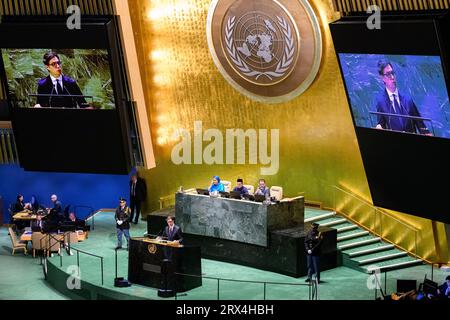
[34,51,89,108]
[374,60,432,136]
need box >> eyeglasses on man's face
[49,61,62,68]
[383,71,395,78]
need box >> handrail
[74,205,95,230]
[430,262,450,281]
[43,231,104,285]
[369,111,432,121]
[332,185,418,231]
[173,271,316,300]
[331,185,420,258]
[174,271,312,286]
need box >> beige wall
[123,0,448,263]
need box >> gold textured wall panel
[126,0,447,262]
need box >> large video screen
[1,49,115,110]
[0,16,132,174]
[339,54,450,139]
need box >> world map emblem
[207,0,322,103]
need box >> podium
[128,237,202,292]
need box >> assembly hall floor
[0,209,448,300]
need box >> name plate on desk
[142,263,161,273]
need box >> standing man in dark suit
[47,194,64,225]
[160,216,183,244]
[374,61,432,135]
[34,51,88,109]
[305,222,323,284]
[129,173,147,224]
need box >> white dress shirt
[386,87,401,113]
[50,74,64,94]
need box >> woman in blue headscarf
[208,176,225,193]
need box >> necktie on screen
[392,94,404,130]
[56,79,63,95]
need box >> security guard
[115,198,131,250]
[305,222,323,283]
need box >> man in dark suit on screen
[34,51,88,109]
[374,61,432,136]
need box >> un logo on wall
[148,244,157,254]
[207,0,322,103]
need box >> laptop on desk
[229,191,242,199]
[219,191,230,198]
[254,194,266,202]
[196,188,210,195]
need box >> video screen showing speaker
[1,49,115,110]
[330,15,450,223]
[338,54,450,139]
[0,16,132,174]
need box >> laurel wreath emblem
[225,15,295,81]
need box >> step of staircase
[355,250,407,266]
[347,244,395,258]
[333,214,424,274]
[304,208,335,220]
[338,237,381,250]
[336,224,359,233]
[337,230,370,242]
[304,212,336,223]
[363,257,423,274]
[319,218,348,227]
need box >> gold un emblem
[148,244,157,254]
[207,0,322,103]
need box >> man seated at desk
[233,178,249,197]
[254,179,270,201]
[437,276,450,299]
[31,213,46,232]
[66,212,80,223]
[158,216,183,244]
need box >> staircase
[305,208,423,273]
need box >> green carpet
[1,209,449,300]
[0,228,68,300]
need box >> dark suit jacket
[304,229,323,256]
[115,206,131,230]
[130,177,147,201]
[375,90,430,134]
[13,201,26,213]
[49,201,64,223]
[31,219,46,232]
[37,75,87,108]
[162,225,183,243]
[438,283,450,298]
